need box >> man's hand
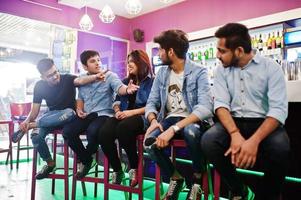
[156,127,175,148]
[144,119,163,145]
[77,109,87,119]
[126,80,139,94]
[95,69,108,82]
[235,137,259,169]
[145,119,163,137]
[115,110,134,120]
[225,131,245,165]
[19,121,30,133]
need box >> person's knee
[201,128,220,156]
[31,133,42,147]
[183,124,202,141]
[59,108,76,122]
[267,132,290,161]
[62,126,73,139]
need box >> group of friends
[12,22,290,200]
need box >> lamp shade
[125,0,142,15]
[99,4,115,23]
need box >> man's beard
[222,54,239,68]
[162,55,172,66]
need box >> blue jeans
[144,117,207,179]
[63,113,109,165]
[31,108,76,161]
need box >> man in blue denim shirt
[144,30,213,200]
[202,23,290,200]
[63,50,138,179]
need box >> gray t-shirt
[166,70,189,118]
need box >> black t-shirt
[33,74,77,111]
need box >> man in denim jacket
[144,30,213,200]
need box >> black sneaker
[164,178,184,200]
[36,164,56,180]
[12,130,25,143]
[111,170,125,185]
[76,158,96,179]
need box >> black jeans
[202,119,290,200]
[63,113,109,164]
[98,115,144,172]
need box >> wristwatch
[171,125,181,133]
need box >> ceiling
[59,0,185,19]
[0,13,52,53]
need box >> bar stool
[0,119,14,169]
[31,129,70,200]
[71,150,101,200]
[10,102,32,169]
[154,139,221,200]
[104,134,147,200]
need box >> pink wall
[130,0,301,50]
[0,0,131,40]
[1,0,301,50]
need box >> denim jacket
[113,76,154,129]
[145,59,213,122]
[113,76,153,111]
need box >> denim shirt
[78,72,123,117]
[145,59,213,122]
[213,51,288,124]
[113,76,154,111]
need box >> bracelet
[229,128,239,135]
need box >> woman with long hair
[98,49,154,186]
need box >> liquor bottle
[276,31,281,48]
[262,34,268,51]
[209,43,214,59]
[271,32,276,49]
[190,51,194,60]
[197,49,202,61]
[267,33,272,50]
[280,31,284,48]
[258,34,263,51]
[253,35,258,49]
[204,45,209,60]
[251,36,255,48]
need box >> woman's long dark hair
[127,50,153,84]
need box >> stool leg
[51,134,57,194]
[27,132,30,162]
[155,164,162,200]
[214,170,220,200]
[17,141,20,169]
[8,122,13,170]
[94,153,99,198]
[72,154,77,200]
[203,172,209,200]
[64,141,69,200]
[103,156,109,200]
[31,149,38,200]
[138,138,144,200]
